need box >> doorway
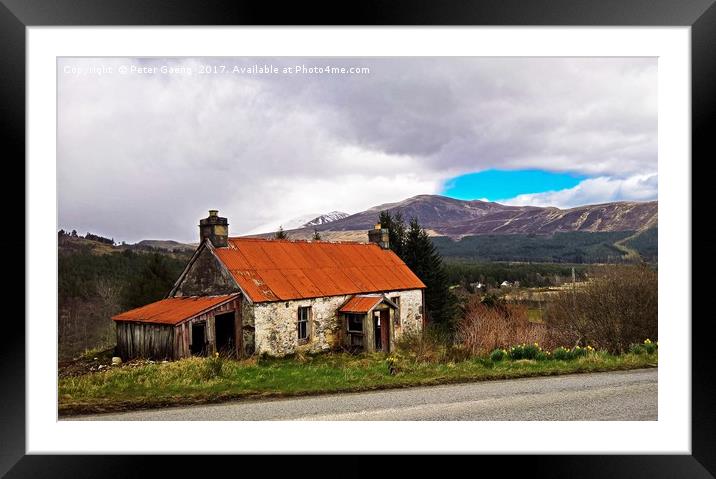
[190,322,206,356]
[215,312,236,357]
[373,309,390,353]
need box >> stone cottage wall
[173,246,240,297]
[252,288,424,356]
[241,298,256,356]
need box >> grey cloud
[57,57,656,242]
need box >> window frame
[346,313,364,333]
[297,305,311,342]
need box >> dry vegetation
[451,264,657,355]
[456,299,548,355]
[544,264,657,353]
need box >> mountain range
[253,194,657,241]
[93,195,656,263]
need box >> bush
[444,344,472,363]
[490,348,507,362]
[571,345,588,358]
[552,347,573,361]
[204,352,224,379]
[643,338,658,354]
[535,350,550,361]
[550,345,594,360]
[395,327,453,363]
[545,264,657,354]
[629,339,657,355]
[508,343,542,360]
[628,343,646,355]
[456,298,547,355]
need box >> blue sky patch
[442,169,587,201]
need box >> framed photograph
[4,0,710,475]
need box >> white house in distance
[112,210,426,359]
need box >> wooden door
[380,309,390,352]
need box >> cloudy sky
[58,57,657,243]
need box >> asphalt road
[69,368,657,421]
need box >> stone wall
[174,246,240,297]
[252,289,423,356]
[241,298,256,356]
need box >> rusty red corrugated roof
[112,294,238,325]
[214,238,425,303]
[338,295,384,313]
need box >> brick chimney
[368,223,390,249]
[199,210,228,248]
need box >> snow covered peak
[302,211,349,227]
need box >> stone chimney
[368,223,390,249]
[199,210,228,248]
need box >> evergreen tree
[376,211,456,331]
[312,229,321,240]
[378,210,406,259]
[274,226,289,239]
[402,217,457,331]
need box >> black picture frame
[2,0,709,476]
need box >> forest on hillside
[58,244,191,359]
[432,229,658,263]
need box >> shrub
[535,350,550,361]
[571,345,588,358]
[628,343,646,355]
[456,298,547,356]
[395,326,452,363]
[552,347,573,361]
[508,343,542,360]
[203,352,224,379]
[445,344,472,363]
[544,264,657,354]
[628,339,657,355]
[643,338,658,354]
[490,348,507,362]
[385,355,399,375]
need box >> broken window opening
[298,306,310,341]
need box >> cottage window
[347,313,363,333]
[298,306,311,341]
[346,313,364,348]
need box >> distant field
[443,260,590,289]
[433,229,657,263]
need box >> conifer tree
[378,210,406,259]
[312,229,321,240]
[274,225,289,239]
[377,212,457,331]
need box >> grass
[58,350,657,416]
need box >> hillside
[253,195,657,240]
[58,235,194,360]
[432,230,656,263]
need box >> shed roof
[213,238,425,303]
[338,295,384,313]
[112,294,238,325]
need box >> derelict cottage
[112,211,426,359]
